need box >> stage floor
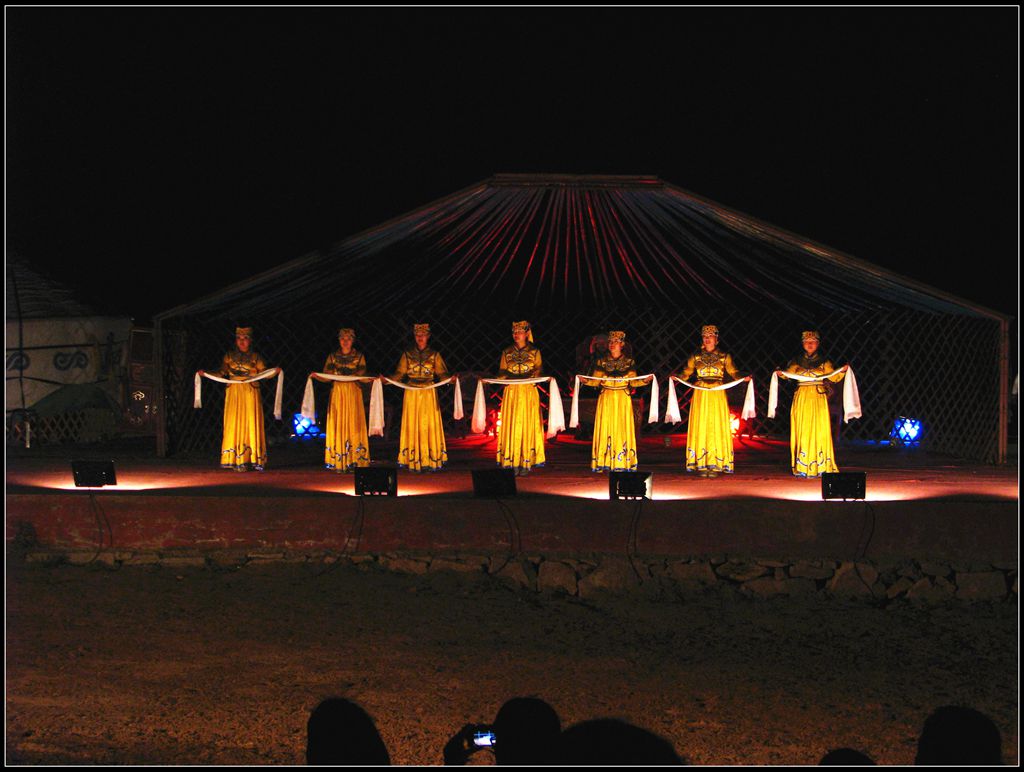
[5,435,1018,503]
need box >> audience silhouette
[556,717,684,765]
[914,705,1003,765]
[444,696,561,765]
[307,695,1010,765]
[820,747,876,765]
[306,697,390,765]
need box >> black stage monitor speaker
[472,468,517,498]
[609,471,653,501]
[821,472,866,501]
[72,459,117,488]
[355,466,398,497]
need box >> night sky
[6,8,1019,323]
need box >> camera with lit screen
[472,726,497,747]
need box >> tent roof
[6,253,97,319]
[155,174,1008,322]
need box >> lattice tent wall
[155,175,1009,464]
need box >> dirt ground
[5,553,1018,766]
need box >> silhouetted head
[556,718,684,765]
[492,697,561,765]
[306,697,390,765]
[915,705,1002,765]
[820,747,875,765]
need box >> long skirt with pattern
[325,381,370,471]
[397,387,447,471]
[790,386,839,477]
[685,388,733,473]
[221,382,267,470]
[592,389,638,471]
[497,383,546,471]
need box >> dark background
[6,8,1018,322]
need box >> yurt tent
[154,175,1010,463]
[6,254,132,443]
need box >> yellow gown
[786,355,845,477]
[392,347,448,471]
[323,349,370,472]
[583,355,639,472]
[496,344,546,471]
[680,349,742,474]
[217,349,268,470]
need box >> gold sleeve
[323,354,336,374]
[824,360,846,383]
[531,348,543,378]
[254,355,267,374]
[433,352,449,380]
[498,350,510,378]
[392,352,409,381]
[354,353,367,377]
[582,365,606,388]
[724,354,741,380]
[216,353,232,377]
[681,355,696,381]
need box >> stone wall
[21,547,1018,604]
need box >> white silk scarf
[194,369,284,420]
[664,376,755,424]
[301,374,385,437]
[471,377,565,438]
[382,376,464,421]
[767,368,861,423]
[568,374,659,428]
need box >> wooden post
[155,318,167,458]
[998,318,1008,465]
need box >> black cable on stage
[489,498,522,576]
[854,501,876,561]
[626,497,646,583]
[311,490,366,578]
[84,493,115,566]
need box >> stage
[5,435,1018,570]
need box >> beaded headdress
[512,320,534,343]
[701,325,719,338]
[607,330,626,344]
[802,330,821,342]
[235,326,253,339]
[338,328,355,339]
[413,323,430,335]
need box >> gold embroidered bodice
[585,355,638,391]
[499,344,543,378]
[218,350,267,380]
[324,349,367,376]
[786,354,843,395]
[681,349,741,386]
[393,347,448,386]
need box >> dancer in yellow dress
[199,326,279,471]
[582,330,649,472]
[496,320,546,475]
[390,323,448,472]
[312,328,370,472]
[679,325,750,477]
[777,330,849,478]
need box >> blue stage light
[891,417,922,446]
[292,413,324,438]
